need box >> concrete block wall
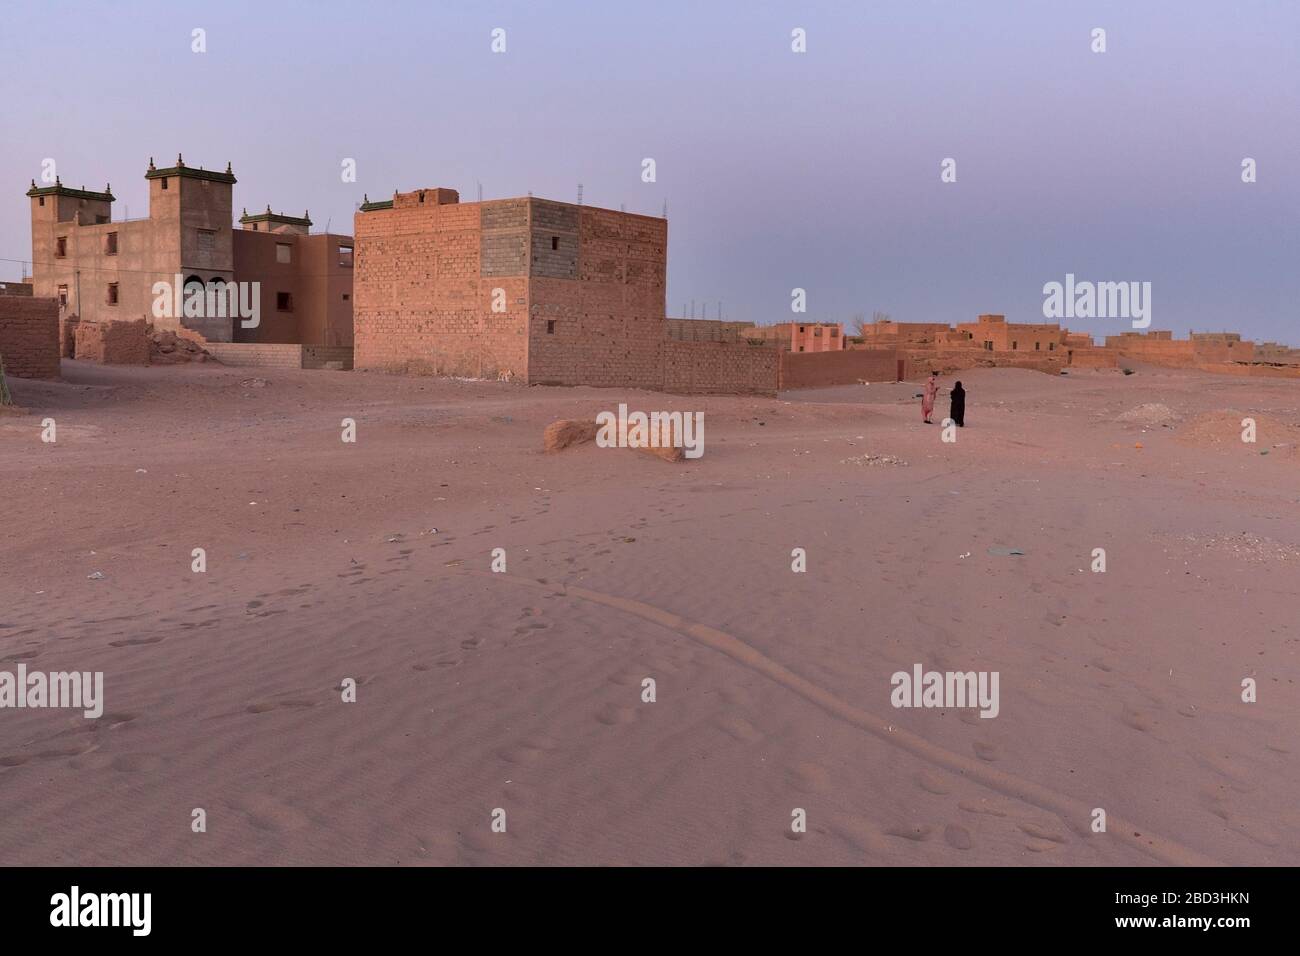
[302,345,355,370]
[662,340,778,396]
[0,295,60,379]
[526,204,667,389]
[203,343,302,369]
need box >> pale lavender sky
[2,0,1296,342]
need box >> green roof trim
[240,207,312,227]
[359,196,394,212]
[144,155,236,185]
[26,181,114,202]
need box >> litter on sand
[987,547,1026,556]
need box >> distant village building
[743,322,844,352]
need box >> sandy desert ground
[0,360,1296,866]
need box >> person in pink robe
[921,372,938,423]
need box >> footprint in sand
[916,770,951,795]
[958,798,1009,817]
[596,704,636,726]
[495,738,557,764]
[716,715,764,743]
[885,823,933,842]
[231,794,311,833]
[972,741,1000,761]
[1018,822,1067,844]
[1025,838,1062,853]
[108,636,164,647]
[943,823,972,850]
[827,815,889,854]
[245,699,317,714]
[97,712,137,729]
[460,637,483,650]
[110,753,164,773]
[1120,707,1156,733]
[35,744,94,759]
[786,763,833,794]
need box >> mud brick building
[353,187,776,394]
[743,322,845,352]
[0,282,59,379]
[25,157,354,355]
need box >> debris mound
[1116,403,1177,425]
[840,453,908,466]
[150,328,208,364]
[544,419,599,452]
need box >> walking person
[949,380,966,427]
[921,371,938,423]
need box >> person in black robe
[949,381,966,427]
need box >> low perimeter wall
[780,348,899,389]
[204,344,355,370]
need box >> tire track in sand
[463,569,1219,867]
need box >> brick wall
[527,204,667,389]
[74,318,149,365]
[665,318,754,342]
[354,196,529,378]
[203,343,303,369]
[1067,349,1120,368]
[662,340,778,395]
[779,348,899,388]
[0,295,60,379]
[302,345,355,370]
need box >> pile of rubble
[149,328,209,364]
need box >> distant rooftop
[145,154,236,185]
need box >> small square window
[342,293,350,302]
[546,320,556,334]
[276,292,293,311]
[276,243,292,264]
[107,283,119,305]
[56,236,67,257]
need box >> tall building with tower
[25,155,354,353]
